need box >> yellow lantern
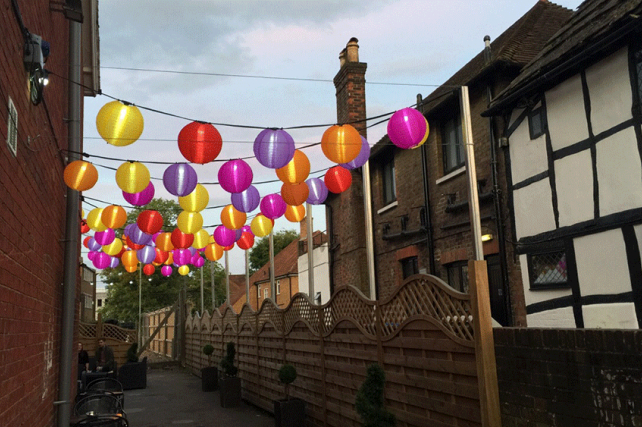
[321,124,361,163]
[86,208,108,232]
[284,204,306,223]
[155,232,174,252]
[192,229,210,249]
[220,204,246,230]
[115,161,150,194]
[204,243,224,261]
[121,250,139,269]
[177,211,203,234]
[251,214,273,237]
[411,117,430,149]
[276,150,310,184]
[102,238,124,256]
[178,184,209,212]
[178,265,190,276]
[101,205,127,229]
[63,160,98,191]
[96,100,144,146]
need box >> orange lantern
[284,204,306,223]
[96,100,144,146]
[251,214,273,237]
[220,205,246,230]
[164,251,174,265]
[155,232,174,252]
[63,160,98,191]
[124,264,138,273]
[143,264,155,276]
[321,124,361,164]
[101,205,127,229]
[325,165,352,194]
[204,243,224,261]
[280,182,309,206]
[276,150,310,184]
[121,250,139,269]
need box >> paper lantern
[124,235,144,251]
[155,232,174,252]
[137,210,164,234]
[178,265,190,276]
[411,118,430,149]
[284,204,306,223]
[276,150,310,184]
[253,128,296,169]
[173,248,192,266]
[83,236,91,249]
[192,229,210,249]
[143,264,155,276]
[218,159,253,193]
[191,253,205,268]
[387,108,428,149]
[171,228,194,249]
[116,161,150,194]
[163,163,198,197]
[321,124,361,163]
[251,214,273,237]
[179,184,209,212]
[81,219,90,234]
[237,231,255,250]
[221,205,246,230]
[204,243,224,261]
[87,251,97,262]
[110,257,120,269]
[161,265,172,277]
[177,211,203,234]
[102,238,123,256]
[306,177,329,205]
[137,245,156,264]
[124,264,138,273]
[231,185,260,213]
[94,228,116,246]
[223,244,234,251]
[325,166,352,194]
[121,250,139,269]
[87,237,101,252]
[260,193,287,219]
[340,136,371,170]
[101,205,127,229]
[92,252,111,269]
[213,225,236,247]
[164,252,174,265]
[129,224,153,246]
[63,160,98,191]
[177,121,223,164]
[280,182,309,206]
[96,100,144,146]
[123,181,155,206]
[154,247,170,265]
[86,208,107,232]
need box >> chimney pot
[346,37,359,63]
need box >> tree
[248,229,299,274]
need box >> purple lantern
[161,265,172,277]
[163,163,198,197]
[129,224,153,246]
[260,193,287,219]
[92,252,111,269]
[124,223,135,237]
[306,177,329,205]
[218,159,253,193]
[213,225,236,247]
[94,228,116,246]
[88,237,102,252]
[253,128,296,169]
[137,245,156,264]
[173,248,191,266]
[387,108,427,149]
[340,136,371,170]
[110,257,120,268]
[231,185,260,213]
[123,181,155,206]
[235,228,243,241]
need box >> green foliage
[355,364,396,427]
[219,341,238,377]
[248,229,299,273]
[126,343,139,362]
[278,364,297,400]
[203,344,214,356]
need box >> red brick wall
[1,3,76,425]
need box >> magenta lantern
[230,185,260,213]
[161,265,173,277]
[87,251,97,262]
[253,128,296,169]
[94,228,116,246]
[340,136,371,170]
[123,181,155,206]
[173,248,192,266]
[260,193,287,219]
[191,254,205,268]
[92,252,111,269]
[387,108,427,149]
[218,159,253,193]
[163,163,198,197]
[213,225,236,247]
[306,177,329,205]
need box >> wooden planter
[274,398,305,427]
[201,367,218,392]
[219,376,241,407]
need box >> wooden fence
[79,315,137,367]
[142,306,176,359]
[185,274,482,427]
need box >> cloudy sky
[81,0,584,277]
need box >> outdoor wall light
[481,233,494,242]
[23,33,51,105]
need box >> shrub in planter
[355,363,395,427]
[201,344,218,392]
[274,364,305,427]
[219,342,241,407]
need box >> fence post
[469,260,501,427]
[96,312,103,339]
[318,304,327,427]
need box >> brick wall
[495,328,642,426]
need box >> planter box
[274,398,305,427]
[201,367,218,392]
[219,376,241,408]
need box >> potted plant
[274,364,305,427]
[219,341,241,407]
[201,344,218,392]
[118,343,147,390]
[355,363,395,427]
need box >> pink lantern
[387,108,428,149]
[260,193,287,219]
[123,181,155,206]
[218,159,253,193]
[213,225,237,247]
[192,254,205,268]
[94,228,116,246]
[173,248,192,266]
[161,265,172,277]
[92,252,111,269]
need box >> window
[401,257,418,279]
[528,251,568,289]
[633,43,642,114]
[382,158,396,205]
[6,97,17,157]
[447,261,469,293]
[442,113,464,174]
[276,280,281,295]
[263,287,269,299]
[97,299,102,307]
[528,106,546,139]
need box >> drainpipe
[417,94,436,275]
[484,35,512,326]
[57,17,82,427]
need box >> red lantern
[137,210,164,234]
[154,248,169,265]
[81,219,90,234]
[178,121,223,164]
[223,244,235,251]
[281,182,309,206]
[237,232,255,250]
[143,264,155,276]
[324,166,352,194]
[171,228,194,249]
[83,236,92,249]
[124,235,145,251]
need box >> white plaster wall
[509,118,548,184]
[555,150,595,227]
[586,48,633,135]
[574,228,631,296]
[298,243,330,304]
[635,224,642,255]
[546,73,589,151]
[513,179,557,239]
[582,303,639,329]
[527,307,576,328]
[509,107,526,129]
[596,127,642,216]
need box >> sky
[80,0,584,281]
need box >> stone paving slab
[123,366,273,427]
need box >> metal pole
[245,250,250,306]
[460,86,484,260]
[138,263,142,347]
[363,161,377,299]
[225,250,230,305]
[306,204,315,301]
[210,260,215,310]
[200,266,204,315]
[57,17,82,427]
[269,231,275,300]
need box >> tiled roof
[487,0,642,114]
[218,274,247,311]
[249,237,300,286]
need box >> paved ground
[123,365,273,427]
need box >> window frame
[441,111,465,174]
[276,280,281,295]
[446,261,469,293]
[263,287,269,299]
[527,249,569,290]
[382,157,396,206]
[400,256,419,280]
[631,40,642,116]
[528,106,547,140]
